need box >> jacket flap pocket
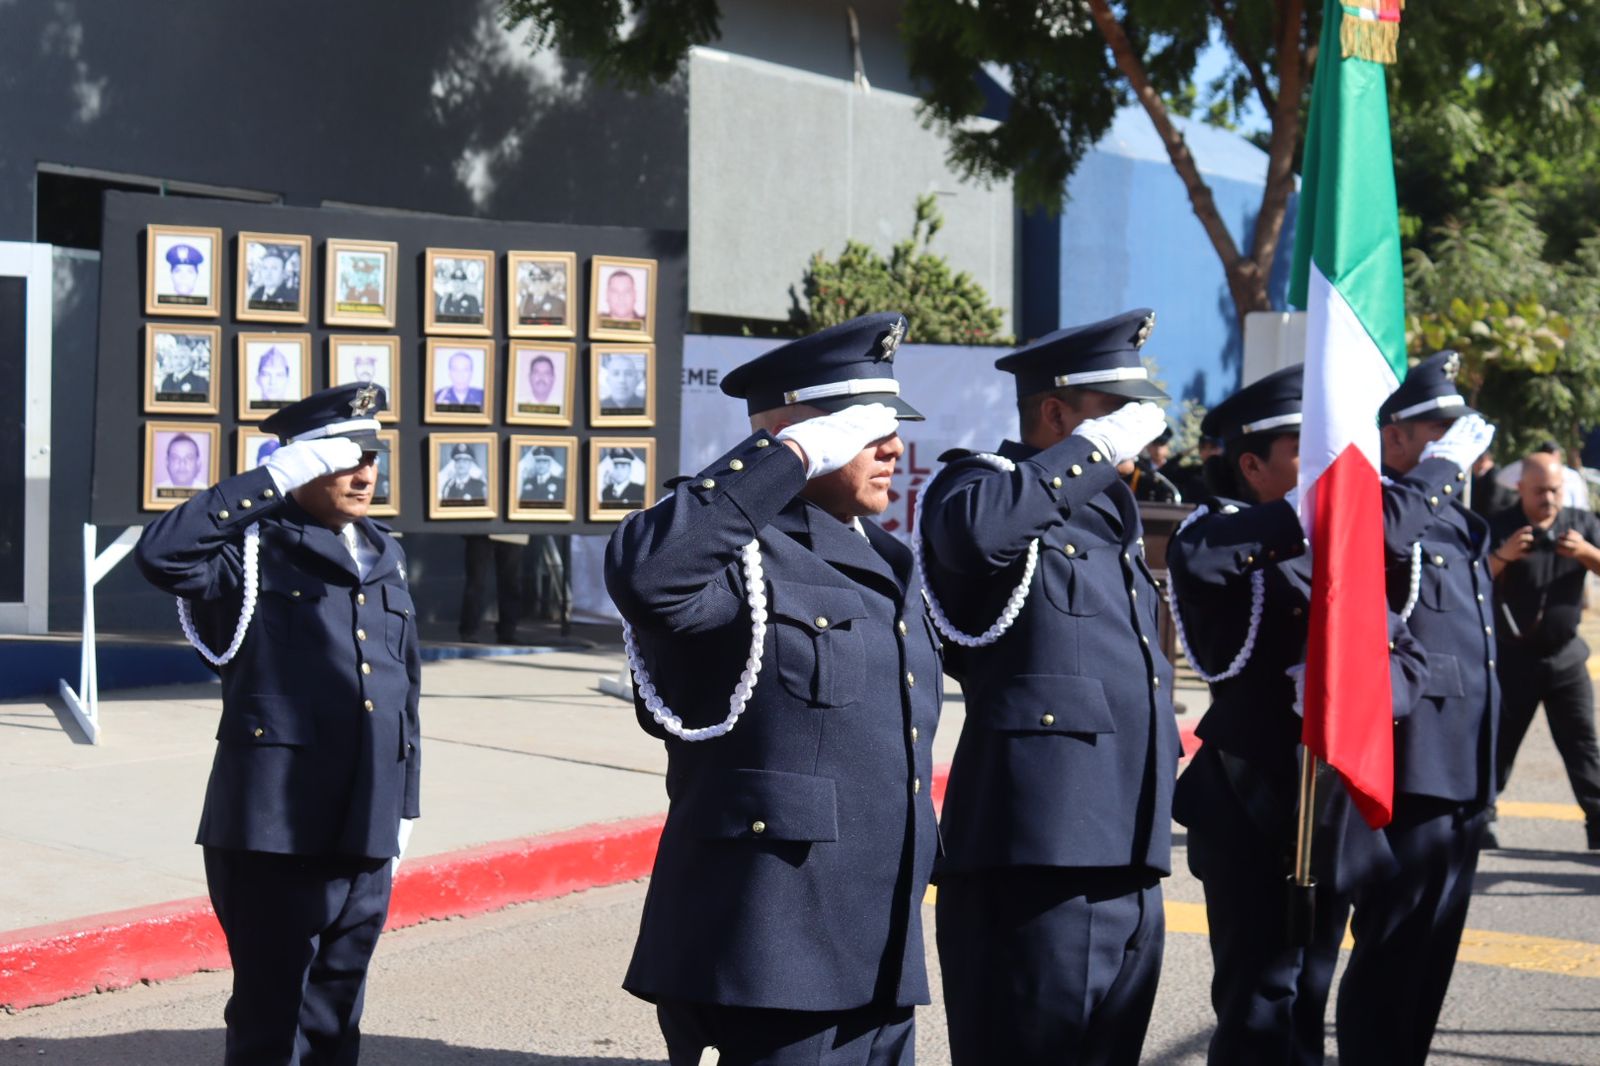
[383,583,415,616]
[695,768,839,842]
[980,674,1117,734]
[259,568,326,601]
[770,583,868,633]
[218,696,314,746]
[1421,652,1464,699]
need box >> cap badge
[349,384,380,417]
[879,319,906,362]
[1135,312,1156,348]
[1442,351,1461,382]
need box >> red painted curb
[0,724,1203,1013]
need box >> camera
[1529,526,1557,550]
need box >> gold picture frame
[236,231,312,324]
[143,421,221,511]
[324,238,398,328]
[423,338,496,425]
[590,344,656,428]
[507,251,577,338]
[370,429,401,518]
[508,435,579,522]
[423,247,495,336]
[506,341,576,427]
[236,427,281,474]
[587,255,657,342]
[589,437,655,521]
[144,323,221,415]
[428,432,499,520]
[144,224,223,318]
[237,332,313,422]
[328,335,401,423]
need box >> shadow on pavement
[0,1031,665,1066]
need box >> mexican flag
[1286,0,1408,828]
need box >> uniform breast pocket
[1040,550,1104,617]
[770,582,868,708]
[382,584,415,661]
[257,568,326,648]
[1416,542,1462,612]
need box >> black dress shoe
[1481,825,1500,850]
[1586,822,1600,850]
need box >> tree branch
[1208,0,1276,115]
[1084,0,1264,316]
[1248,0,1306,275]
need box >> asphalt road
[3,722,1597,1064]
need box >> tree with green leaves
[791,194,1010,344]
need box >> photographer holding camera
[1488,451,1600,849]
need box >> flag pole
[1287,746,1319,945]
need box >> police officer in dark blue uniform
[135,383,421,1066]
[1335,351,1500,1065]
[1167,365,1427,1066]
[918,309,1178,1065]
[606,313,943,1066]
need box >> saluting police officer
[135,383,421,1066]
[1335,351,1500,1066]
[605,313,943,1066]
[918,309,1178,1065]
[1167,366,1427,1066]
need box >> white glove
[1073,402,1168,467]
[264,437,364,493]
[392,817,416,876]
[1286,663,1306,718]
[776,403,900,479]
[1419,414,1495,472]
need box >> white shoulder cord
[1165,505,1266,683]
[911,454,1039,648]
[176,523,261,666]
[1396,542,1423,623]
[622,538,767,742]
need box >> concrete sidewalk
[0,642,1210,1010]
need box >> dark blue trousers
[936,867,1164,1066]
[1337,799,1488,1066]
[204,848,392,1066]
[656,1001,915,1066]
[1187,824,1348,1066]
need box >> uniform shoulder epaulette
[663,475,693,489]
[937,448,977,464]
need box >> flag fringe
[1341,15,1399,63]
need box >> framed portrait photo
[423,338,495,424]
[508,435,578,521]
[329,335,401,423]
[236,231,311,323]
[143,421,221,511]
[324,238,398,328]
[590,344,656,427]
[506,342,576,427]
[424,248,494,336]
[428,432,499,520]
[237,332,312,421]
[236,427,283,474]
[144,324,221,415]
[588,255,657,342]
[370,429,401,518]
[589,437,655,521]
[145,224,223,317]
[507,251,577,338]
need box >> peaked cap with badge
[719,311,923,420]
[261,382,389,452]
[995,308,1169,402]
[1200,363,1303,443]
[1378,350,1476,425]
[166,243,204,267]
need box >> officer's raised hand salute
[606,313,942,1066]
[135,383,420,1066]
[919,310,1180,1066]
[1167,365,1427,1066]
[1336,352,1502,1066]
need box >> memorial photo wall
[92,192,685,534]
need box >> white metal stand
[57,523,143,744]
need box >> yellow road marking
[923,896,1600,978]
[1499,799,1585,822]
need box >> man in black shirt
[1489,451,1600,848]
[1471,450,1517,522]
